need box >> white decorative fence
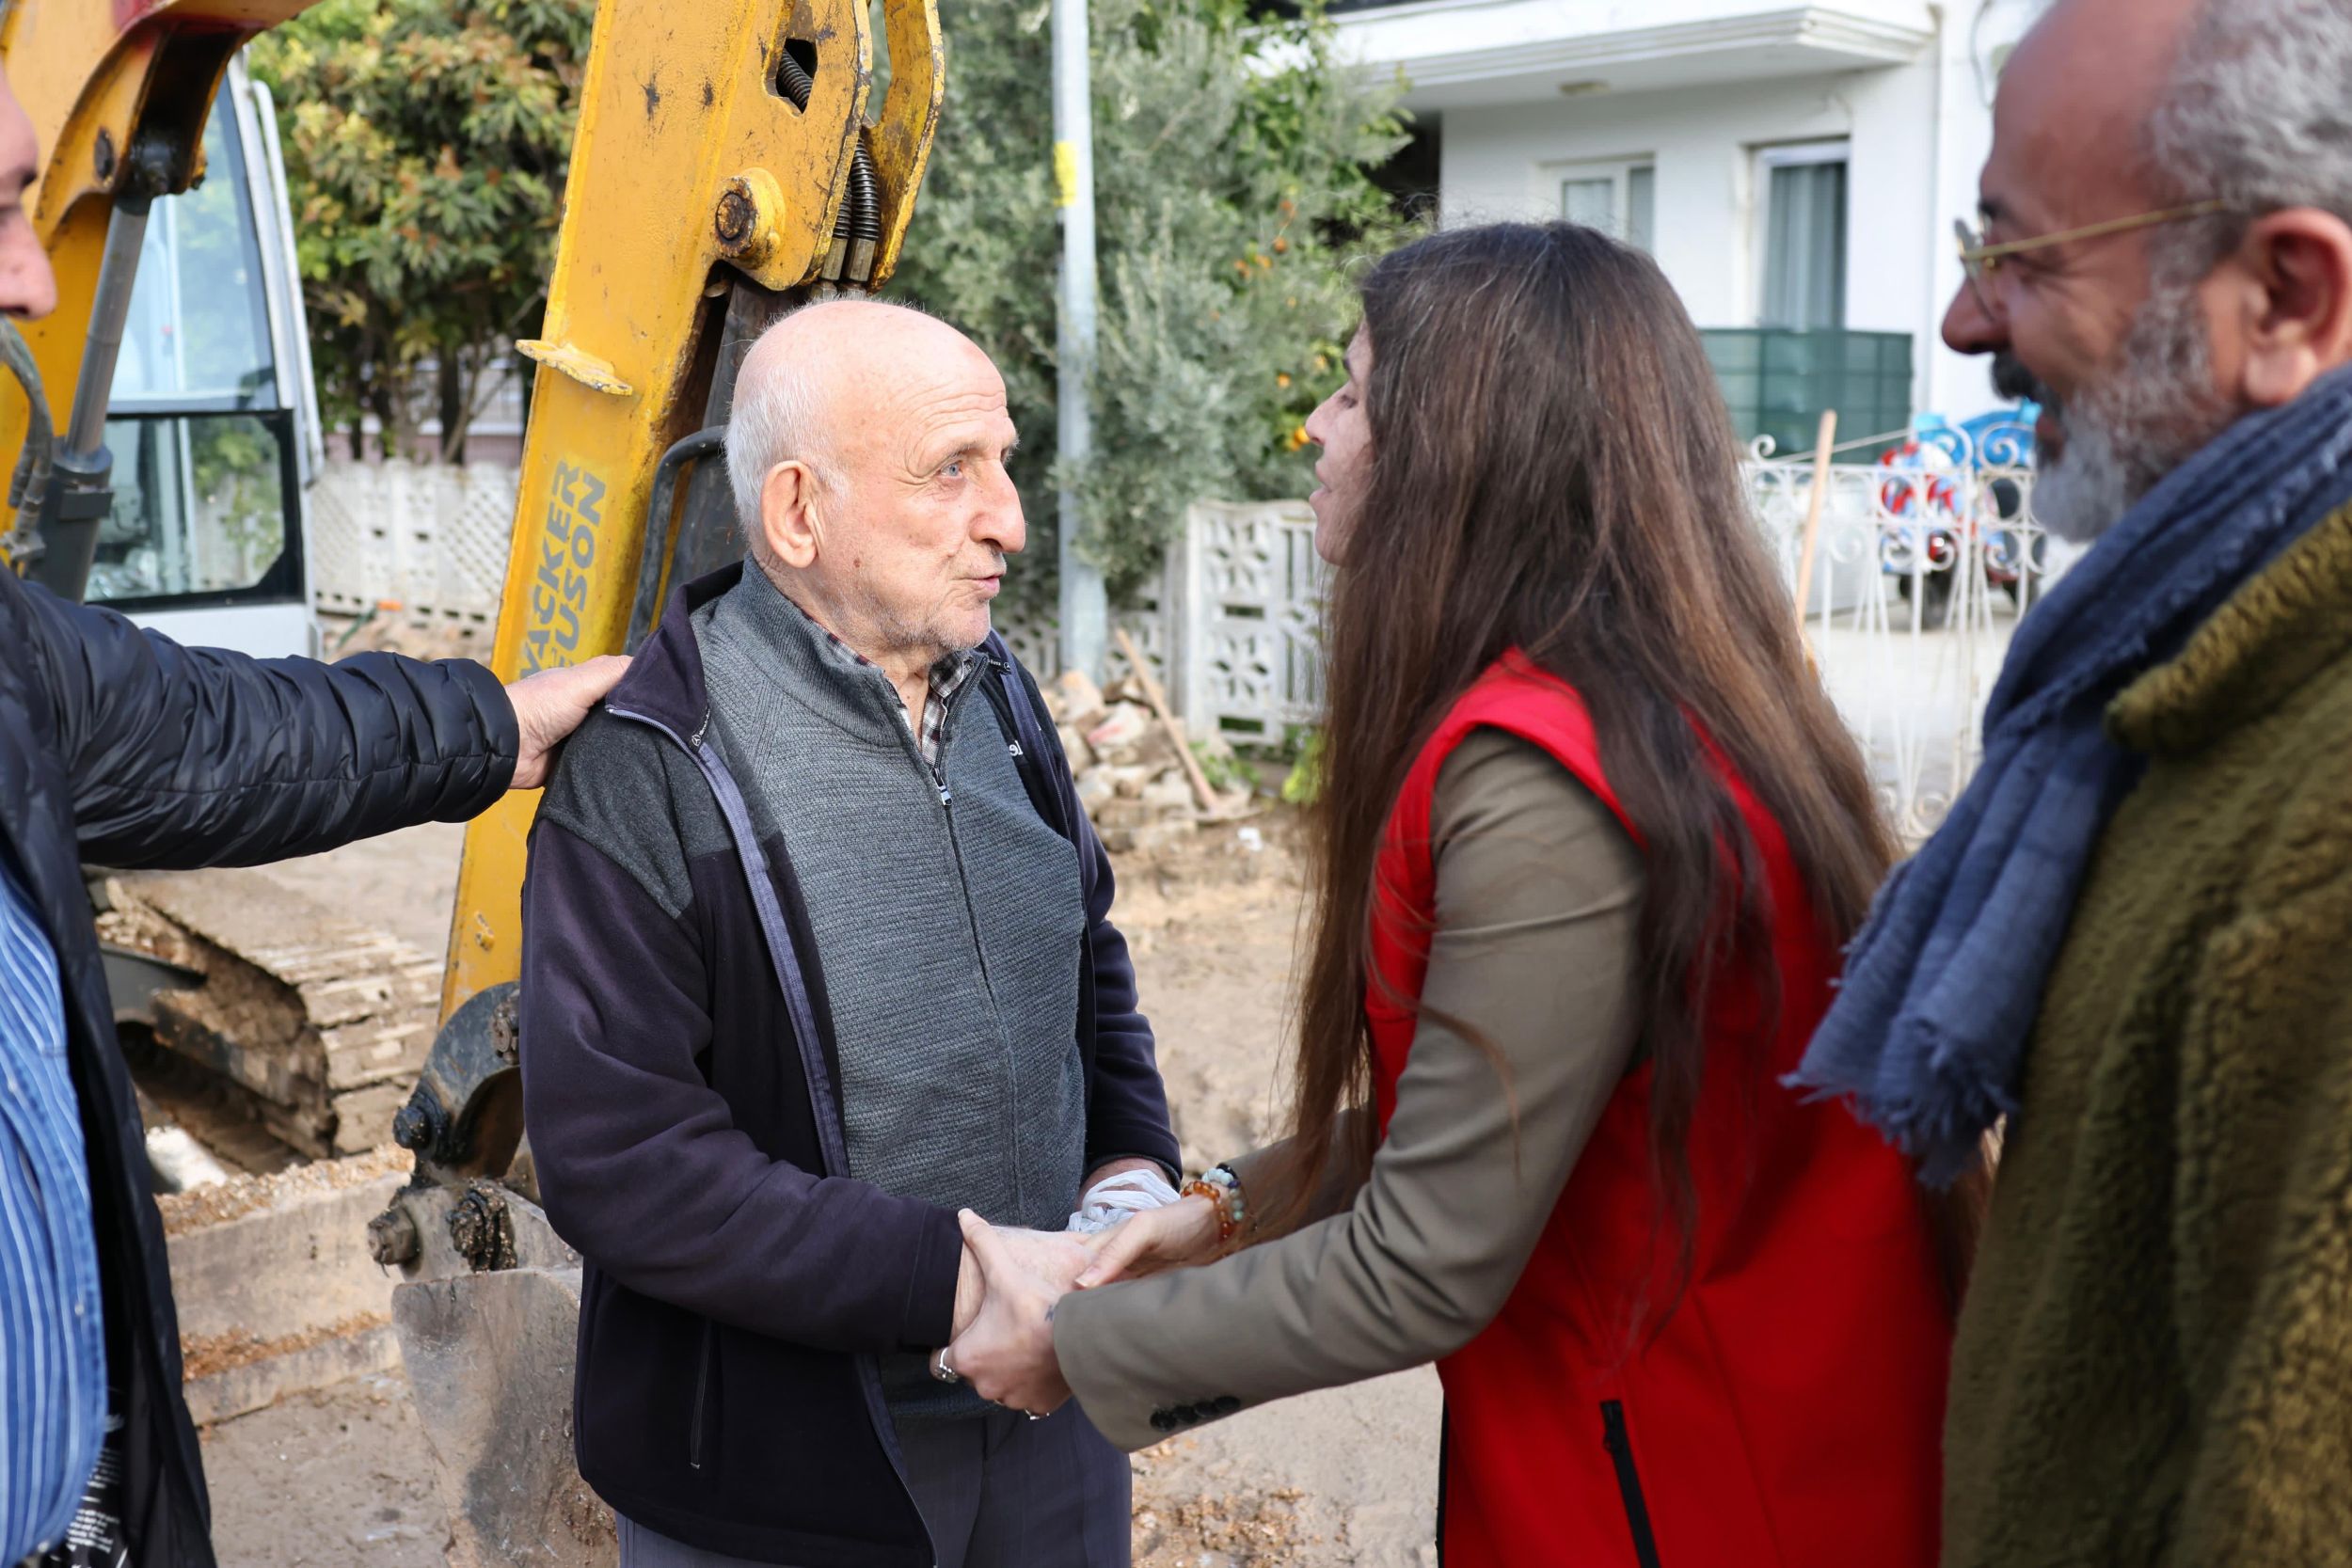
[1748,425,2071,842]
[1000,500,1326,746]
[1161,500,1327,742]
[310,459,519,626]
[993,594,1172,706]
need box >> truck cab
[81,55,324,658]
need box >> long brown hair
[1276,222,1896,1295]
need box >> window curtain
[1763,159,1848,329]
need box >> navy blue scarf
[1791,367,2352,1183]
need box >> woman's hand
[946,1212,1074,1417]
[1076,1193,1222,1288]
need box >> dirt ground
[200,816,1442,1566]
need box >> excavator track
[98,866,441,1158]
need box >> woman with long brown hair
[946,221,1953,1566]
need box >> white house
[1333,0,2045,451]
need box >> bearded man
[1791,0,2352,1563]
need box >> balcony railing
[1701,327,1913,462]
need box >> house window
[1757,141,1849,329]
[1555,159,1655,250]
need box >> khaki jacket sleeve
[1054,729,1645,1450]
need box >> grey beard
[856,588,992,665]
[2029,283,2235,545]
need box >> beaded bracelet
[1179,1162,1247,1247]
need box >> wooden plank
[1114,626,1219,815]
[1794,408,1838,638]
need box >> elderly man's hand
[505,655,628,790]
[950,1221,1089,1338]
[946,1211,1077,1417]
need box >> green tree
[889,0,1407,607]
[248,0,594,462]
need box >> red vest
[1367,657,1949,1568]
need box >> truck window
[87,76,302,612]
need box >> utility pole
[1051,0,1107,683]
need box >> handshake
[937,1165,1224,1418]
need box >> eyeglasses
[1953,200,2233,315]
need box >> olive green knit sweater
[1943,499,2352,1567]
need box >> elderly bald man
[1790,0,2352,1562]
[518,301,1179,1568]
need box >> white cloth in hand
[1064,1167,1181,1235]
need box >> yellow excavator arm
[441,0,944,1022]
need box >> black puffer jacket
[0,565,518,1568]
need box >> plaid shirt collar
[778,592,981,771]
[917,653,984,770]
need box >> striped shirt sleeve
[0,863,104,1562]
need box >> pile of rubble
[1045,668,1257,855]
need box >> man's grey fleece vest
[695,567,1087,1419]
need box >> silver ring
[932,1348,961,1386]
